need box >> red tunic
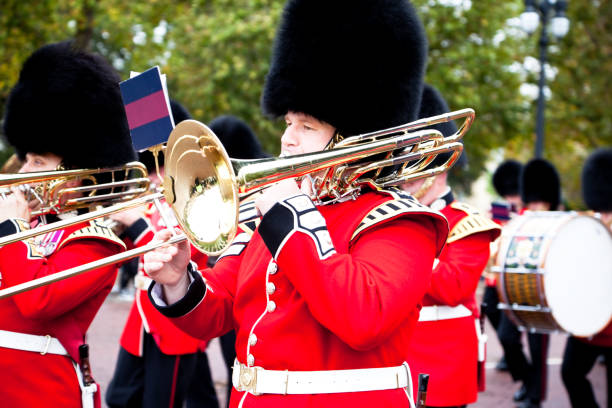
[0,218,124,408]
[406,201,501,406]
[154,189,448,408]
[119,201,209,356]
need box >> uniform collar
[429,187,453,211]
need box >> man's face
[280,111,335,156]
[19,152,62,173]
[526,201,550,211]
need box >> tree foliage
[1,0,609,208]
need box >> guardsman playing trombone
[0,41,136,408]
[142,1,454,407]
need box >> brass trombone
[0,108,474,299]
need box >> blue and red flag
[119,66,174,151]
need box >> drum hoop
[496,211,578,333]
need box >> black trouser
[106,332,218,408]
[119,257,139,290]
[561,335,612,408]
[186,350,220,408]
[219,330,237,408]
[481,285,502,330]
[497,313,549,402]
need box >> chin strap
[412,176,436,200]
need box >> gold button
[249,334,258,346]
[267,262,278,275]
[247,354,255,366]
[267,300,277,312]
[266,282,276,295]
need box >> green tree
[1,0,609,210]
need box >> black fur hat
[262,0,427,137]
[582,147,612,212]
[521,158,561,210]
[209,115,268,160]
[170,99,191,125]
[493,159,523,197]
[2,41,136,169]
[418,84,465,170]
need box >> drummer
[497,158,561,408]
[561,147,612,408]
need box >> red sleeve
[426,231,491,306]
[167,236,246,340]
[1,239,119,319]
[277,217,437,350]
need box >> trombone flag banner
[119,66,174,151]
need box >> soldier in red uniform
[0,41,136,408]
[142,1,450,407]
[401,84,501,408]
[561,147,612,408]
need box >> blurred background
[1,0,610,207]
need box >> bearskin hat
[262,0,427,137]
[170,99,191,125]
[2,41,136,169]
[493,159,523,197]
[417,84,466,170]
[209,115,268,160]
[521,158,561,210]
[582,147,612,212]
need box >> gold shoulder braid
[447,202,501,244]
[238,218,261,238]
[58,219,126,250]
[351,190,437,241]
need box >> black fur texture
[3,41,136,169]
[521,158,561,210]
[582,147,612,212]
[262,0,428,137]
[493,159,523,197]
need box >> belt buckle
[238,364,259,395]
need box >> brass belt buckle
[238,364,259,395]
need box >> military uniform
[0,218,125,408]
[151,190,448,407]
[406,192,500,407]
[0,41,136,408]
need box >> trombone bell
[164,121,239,255]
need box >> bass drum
[494,211,612,337]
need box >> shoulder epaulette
[351,189,443,241]
[448,202,501,244]
[58,219,126,250]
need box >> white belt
[134,273,153,291]
[73,362,97,408]
[232,359,413,396]
[418,304,472,322]
[0,329,68,356]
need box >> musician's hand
[254,178,313,216]
[143,228,191,304]
[0,187,31,224]
[110,206,146,227]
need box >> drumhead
[544,215,612,337]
